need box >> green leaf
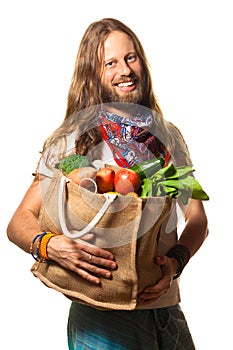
[140,178,153,197]
[139,163,209,202]
[151,164,177,180]
[175,166,194,179]
[189,178,209,200]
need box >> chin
[104,91,143,104]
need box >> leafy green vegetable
[130,157,165,180]
[140,164,209,204]
[141,178,153,197]
[59,154,90,174]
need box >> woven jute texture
[31,170,172,310]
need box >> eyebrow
[104,51,137,63]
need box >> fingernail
[111,263,116,269]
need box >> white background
[0,1,232,349]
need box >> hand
[47,233,117,285]
[138,256,178,306]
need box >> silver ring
[88,254,93,263]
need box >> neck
[102,102,143,118]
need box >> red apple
[96,167,115,193]
[114,168,141,195]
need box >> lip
[114,80,136,93]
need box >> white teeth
[117,81,133,87]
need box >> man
[7,18,208,349]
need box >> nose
[118,60,131,76]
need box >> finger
[70,257,113,281]
[85,253,117,270]
[53,255,103,285]
[141,276,171,294]
[81,233,95,241]
[139,287,169,302]
[69,252,115,278]
[91,248,115,261]
[139,292,167,305]
[81,260,112,279]
[77,241,115,261]
[72,266,101,285]
[143,278,168,293]
[139,290,161,300]
[155,256,169,266]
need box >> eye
[126,54,136,63]
[105,61,115,68]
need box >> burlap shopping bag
[31,170,172,310]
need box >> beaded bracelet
[166,244,190,280]
[30,232,55,262]
[30,234,41,261]
[39,232,56,260]
[36,232,48,262]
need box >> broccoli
[59,154,90,174]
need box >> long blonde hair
[42,18,191,167]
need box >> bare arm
[177,198,208,256]
[7,178,42,252]
[7,178,117,284]
[140,198,208,304]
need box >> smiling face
[100,31,145,104]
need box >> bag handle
[58,176,117,239]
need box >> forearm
[163,199,208,280]
[7,208,41,253]
[178,199,208,257]
[7,179,42,254]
